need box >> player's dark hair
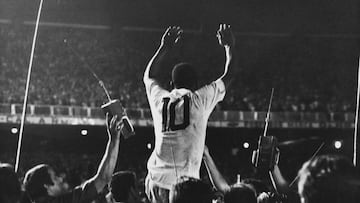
[109,171,136,202]
[224,183,257,203]
[172,176,213,203]
[23,164,53,200]
[0,163,21,203]
[171,63,198,91]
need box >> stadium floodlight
[11,127,18,134]
[334,140,342,149]
[81,129,88,136]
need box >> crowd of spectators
[0,24,357,112]
[1,142,359,203]
[0,150,150,202]
[0,149,238,203]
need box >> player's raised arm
[144,26,183,81]
[90,114,123,193]
[216,24,236,88]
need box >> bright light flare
[334,140,342,149]
[81,129,88,136]
[11,127,18,134]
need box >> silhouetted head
[171,63,198,91]
[224,183,257,203]
[23,164,65,200]
[297,154,360,203]
[170,176,213,203]
[109,171,139,202]
[0,163,21,203]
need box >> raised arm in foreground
[203,145,231,193]
[269,163,290,194]
[91,114,123,193]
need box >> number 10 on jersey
[162,95,190,132]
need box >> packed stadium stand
[0,24,358,112]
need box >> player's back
[152,88,208,166]
[144,77,225,188]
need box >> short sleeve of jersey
[144,77,169,107]
[195,79,226,111]
[50,180,98,203]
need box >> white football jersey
[144,77,225,190]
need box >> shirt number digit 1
[162,95,190,132]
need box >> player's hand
[217,24,235,48]
[161,26,183,48]
[106,113,123,140]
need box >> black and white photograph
[0,0,359,202]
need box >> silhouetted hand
[217,24,235,47]
[161,26,183,48]
[106,113,123,140]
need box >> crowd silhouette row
[1,139,360,203]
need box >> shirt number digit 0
[162,95,190,132]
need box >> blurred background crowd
[0,24,357,112]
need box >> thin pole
[65,43,112,101]
[289,142,325,187]
[263,88,274,136]
[354,57,360,167]
[15,0,44,173]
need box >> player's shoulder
[195,79,225,94]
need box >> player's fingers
[176,30,183,39]
[171,26,181,34]
[175,36,181,43]
[167,27,175,36]
[226,25,232,34]
[163,26,172,36]
[216,32,222,43]
[217,30,224,40]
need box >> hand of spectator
[216,24,235,48]
[161,26,183,48]
[106,113,123,140]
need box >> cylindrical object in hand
[101,100,135,139]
